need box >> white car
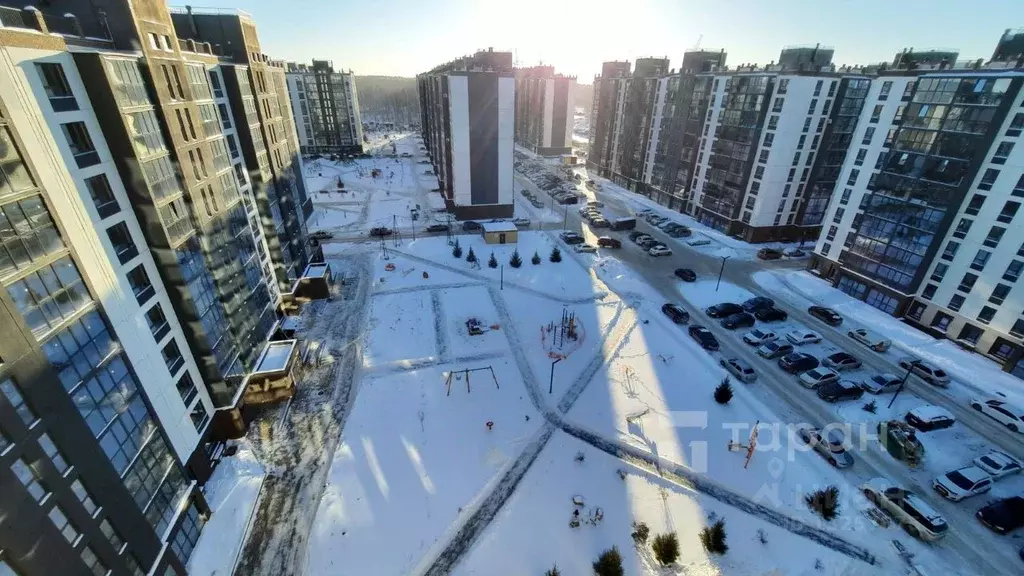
[586,200,604,208]
[857,373,902,395]
[785,330,822,346]
[969,397,1024,433]
[860,478,948,541]
[798,367,840,389]
[897,356,950,387]
[573,243,597,253]
[742,329,778,346]
[973,451,1023,479]
[648,246,673,257]
[847,328,891,352]
[932,466,993,502]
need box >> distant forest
[355,76,420,126]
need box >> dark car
[808,305,843,326]
[425,224,449,233]
[668,227,692,238]
[462,221,482,232]
[976,496,1024,534]
[706,303,744,318]
[779,352,819,374]
[755,307,788,322]
[721,312,756,330]
[559,231,584,245]
[597,237,622,249]
[310,230,334,240]
[742,297,775,312]
[817,380,865,403]
[689,325,719,351]
[661,303,690,324]
[369,227,393,237]
[757,248,784,260]
[628,230,646,241]
[674,268,697,282]
[638,237,661,249]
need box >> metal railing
[0,6,25,28]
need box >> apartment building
[811,35,1024,376]
[514,65,575,156]
[285,60,364,156]
[0,2,308,574]
[417,48,515,220]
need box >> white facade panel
[448,75,472,206]
[498,76,515,205]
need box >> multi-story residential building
[0,2,310,574]
[417,48,515,220]
[588,61,631,180]
[285,60,364,156]
[514,65,575,156]
[811,36,1024,377]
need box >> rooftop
[253,340,297,374]
[481,221,518,233]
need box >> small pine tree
[630,521,650,545]
[466,247,477,263]
[592,546,624,576]
[550,246,562,262]
[700,519,728,555]
[756,528,767,545]
[531,251,541,265]
[544,566,561,576]
[452,239,462,258]
[509,250,522,268]
[714,378,733,405]
[805,485,841,521]
[651,532,680,566]
[488,252,498,268]
[862,399,877,413]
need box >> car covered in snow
[573,243,597,253]
[310,230,334,240]
[808,305,843,326]
[648,245,673,257]
[798,367,840,389]
[898,356,950,387]
[778,352,819,374]
[720,357,757,383]
[974,451,1023,480]
[754,307,788,322]
[757,340,794,360]
[969,397,1024,433]
[860,478,948,541]
[858,373,902,395]
[721,312,755,330]
[688,325,719,351]
[976,496,1024,534]
[705,303,744,318]
[743,328,778,346]
[785,330,822,346]
[796,426,854,468]
[817,379,865,403]
[904,405,955,431]
[661,303,689,324]
[822,351,862,371]
[462,221,482,232]
[847,328,892,352]
[933,465,992,502]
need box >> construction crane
[692,35,703,51]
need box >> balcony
[0,6,113,48]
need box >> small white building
[480,221,518,244]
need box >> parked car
[743,328,778,346]
[755,307,788,322]
[976,496,1024,534]
[785,330,822,346]
[706,303,744,318]
[559,231,584,244]
[898,356,951,387]
[310,230,334,240]
[573,243,597,253]
[591,218,610,228]
[668,227,692,238]
[757,248,784,260]
[720,357,757,383]
[757,340,795,360]
[687,238,711,246]
[933,466,993,502]
[369,226,393,237]
[689,325,719,351]
[973,451,1023,479]
[779,352,819,374]
[969,397,1024,432]
[721,312,755,330]
[628,230,646,241]
[633,234,653,245]
[905,405,956,431]
[742,296,775,312]
[674,268,697,282]
[649,246,673,257]
[785,248,807,257]
[808,305,843,326]
[798,367,840,389]
[823,351,862,371]
[657,220,678,231]
[597,237,621,249]
[848,328,892,352]
[462,221,482,232]
[860,478,949,541]
[796,426,853,468]
[425,224,449,233]
[817,380,865,403]
[512,217,531,228]
[586,200,604,208]
[661,303,689,324]
[858,373,902,395]
[638,237,660,249]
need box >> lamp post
[716,255,731,292]
[888,359,921,409]
[549,357,563,394]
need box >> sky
[193,0,1019,81]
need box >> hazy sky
[200,0,1019,80]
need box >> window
[99,518,123,550]
[787,168,796,183]
[958,273,978,293]
[979,169,999,191]
[70,479,97,515]
[952,218,972,239]
[833,207,845,223]
[170,66,185,99]
[772,97,783,113]
[176,372,198,405]
[84,174,119,219]
[6,257,90,338]
[37,432,69,474]
[234,163,247,189]
[971,249,992,271]
[906,301,926,321]
[861,127,875,145]
[48,504,80,544]
[148,33,160,50]
[170,504,205,564]
[11,458,48,504]
[990,339,1017,361]
[1,127,37,200]
[0,195,65,280]
[218,103,231,129]
[941,240,959,261]
[1009,113,1024,137]
[802,117,812,132]
[821,241,832,254]
[145,304,170,342]
[959,325,984,346]
[763,133,774,147]
[991,284,1012,305]
[777,78,788,94]
[61,122,100,168]
[807,99,817,114]
[40,311,117,394]
[80,546,107,576]
[106,222,138,264]
[865,289,899,314]
[826,225,837,241]
[226,134,240,159]
[1013,318,1024,338]
[768,115,779,130]
[126,263,154,305]
[185,109,198,140]
[931,263,949,282]
[993,141,1014,164]
[921,284,938,300]
[965,194,986,215]
[846,169,860,186]
[979,306,998,324]
[162,340,184,375]
[36,63,78,112]
[190,401,208,431]
[854,149,867,166]
[791,152,801,167]
[948,294,965,312]
[840,188,851,205]
[930,311,951,330]
[1005,260,1023,282]
[984,226,1006,248]
[161,35,172,51]
[209,71,223,98]
[870,104,883,123]
[176,109,191,142]
[878,81,892,100]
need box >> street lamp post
[716,255,731,292]
[549,357,562,394]
[888,360,921,409]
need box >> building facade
[514,65,575,156]
[417,49,515,220]
[0,2,309,574]
[810,41,1024,376]
[285,60,364,156]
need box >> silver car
[898,356,950,387]
[719,357,757,383]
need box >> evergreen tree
[651,532,680,566]
[452,239,462,258]
[488,252,498,268]
[549,247,562,263]
[531,251,542,265]
[509,250,522,268]
[592,546,624,576]
[714,378,733,405]
[805,486,841,521]
[630,521,650,545]
[700,519,728,554]
[466,247,476,263]
[544,566,561,576]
